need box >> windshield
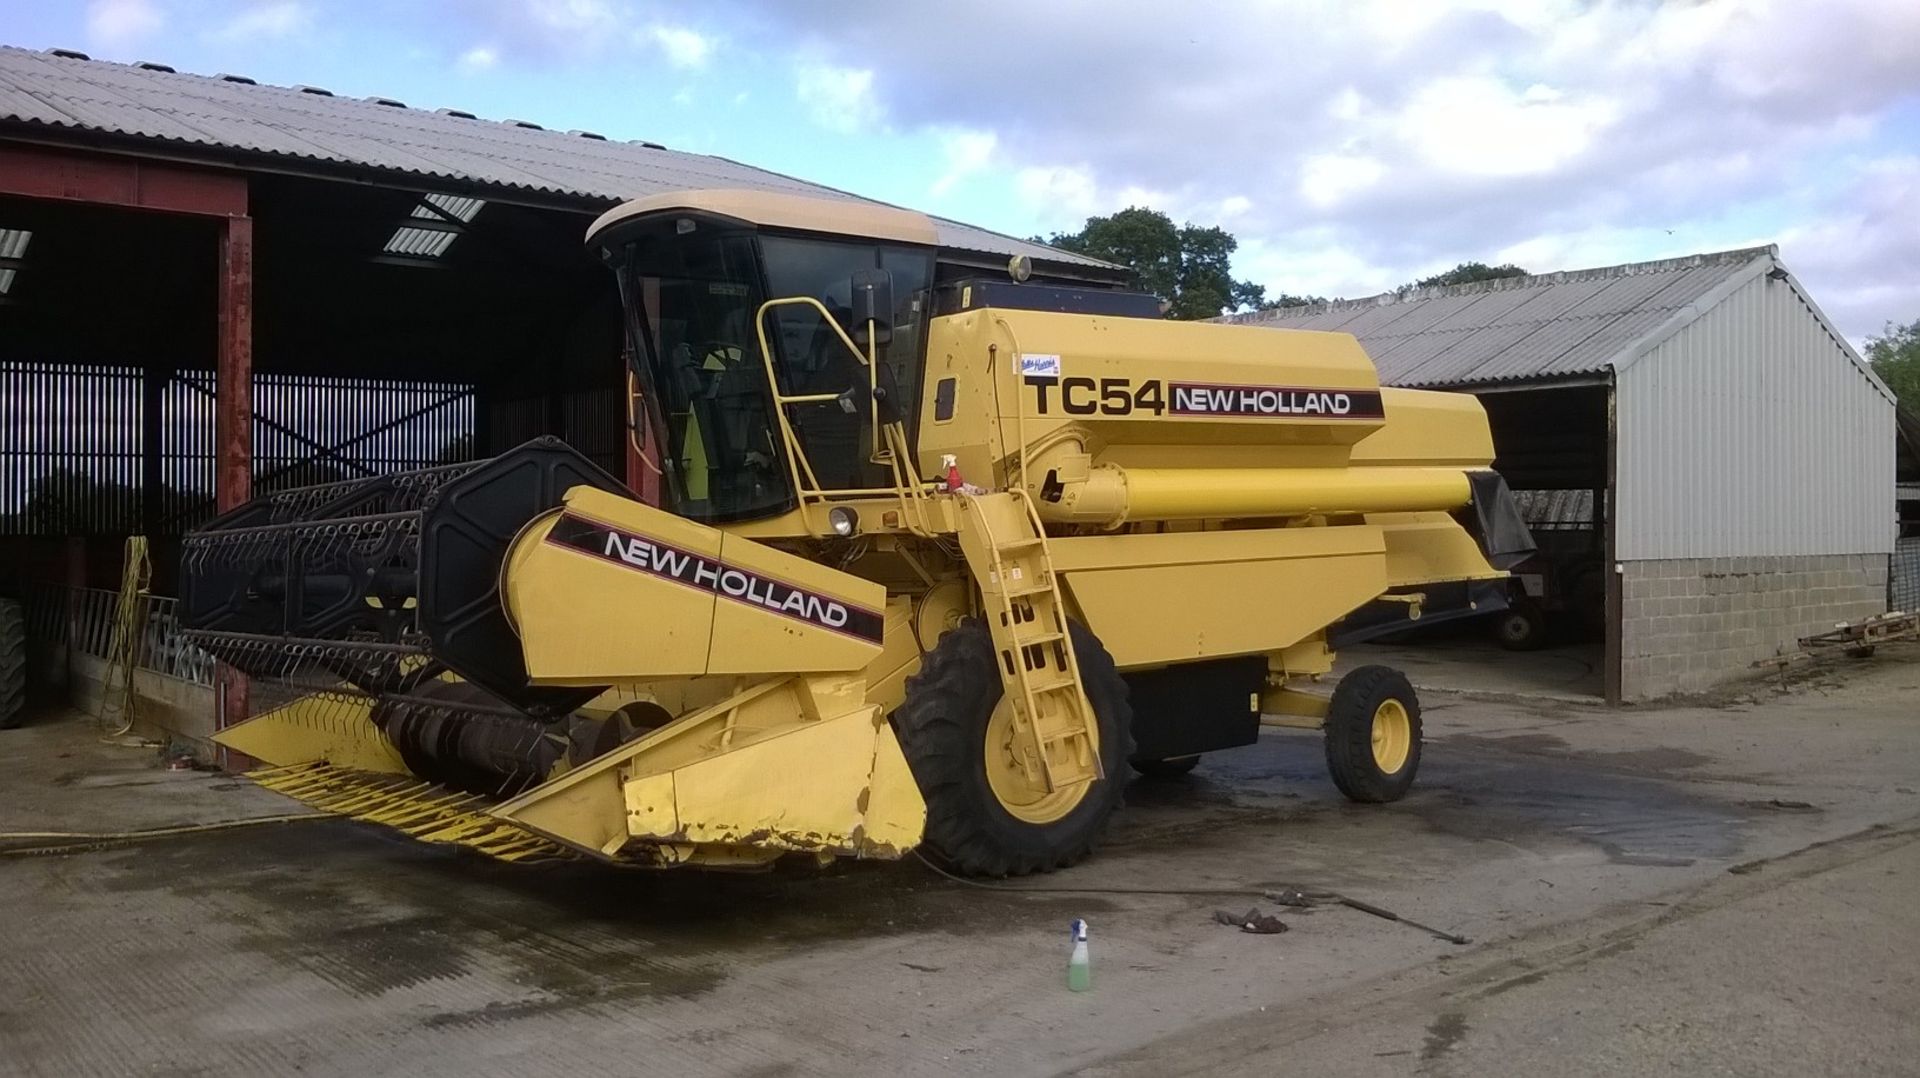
[617,229,793,522]
[614,223,935,523]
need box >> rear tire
[1324,665,1420,803]
[893,618,1132,876]
[1130,754,1200,778]
[1494,598,1547,651]
[0,598,25,730]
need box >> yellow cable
[96,536,153,740]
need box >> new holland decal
[545,514,884,643]
[1025,376,1384,419]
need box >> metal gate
[1893,537,1920,613]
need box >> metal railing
[23,583,216,686]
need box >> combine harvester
[183,191,1532,875]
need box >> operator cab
[589,191,939,523]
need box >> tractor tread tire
[1324,664,1420,804]
[893,618,1132,877]
[0,598,26,731]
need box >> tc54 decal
[1025,376,1384,419]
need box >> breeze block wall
[1619,554,1888,700]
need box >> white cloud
[1014,165,1100,219]
[1298,153,1386,210]
[795,63,882,135]
[644,24,712,70]
[1391,77,1619,178]
[458,45,499,72]
[521,0,620,35]
[721,0,1920,336]
[213,1,311,42]
[930,128,998,197]
[85,0,164,51]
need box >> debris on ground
[1214,908,1290,934]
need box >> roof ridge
[1234,244,1778,323]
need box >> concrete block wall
[1619,554,1888,700]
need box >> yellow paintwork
[488,673,922,865]
[213,694,410,775]
[1050,525,1387,668]
[505,485,885,684]
[1371,699,1412,773]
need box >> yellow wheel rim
[1370,699,1412,774]
[983,696,1096,825]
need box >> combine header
[184,190,1531,874]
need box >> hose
[913,849,1470,944]
[0,812,333,858]
[95,536,153,740]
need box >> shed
[1227,248,1897,701]
[0,45,1117,743]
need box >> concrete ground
[1343,637,1604,700]
[2,647,1917,1077]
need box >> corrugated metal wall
[1616,272,1896,559]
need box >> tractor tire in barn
[0,598,26,730]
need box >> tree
[1866,318,1920,408]
[1405,261,1529,292]
[1041,207,1278,320]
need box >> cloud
[930,128,997,197]
[795,62,882,135]
[85,0,164,51]
[643,24,712,69]
[457,46,499,72]
[701,0,1920,336]
[213,2,312,42]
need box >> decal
[545,513,884,644]
[1168,381,1385,419]
[1023,376,1383,419]
[1018,353,1063,378]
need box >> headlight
[828,506,859,537]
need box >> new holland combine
[182,190,1531,875]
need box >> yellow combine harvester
[182,190,1531,875]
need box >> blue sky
[10,0,1919,341]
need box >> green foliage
[1405,261,1529,292]
[1865,317,1920,408]
[1043,207,1277,320]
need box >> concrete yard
[2,649,1917,1077]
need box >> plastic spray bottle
[1067,918,1091,992]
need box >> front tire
[1324,665,1421,803]
[893,618,1132,876]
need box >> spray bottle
[1067,918,1091,992]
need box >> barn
[0,45,1118,741]
[1229,249,1899,702]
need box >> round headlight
[828,506,859,537]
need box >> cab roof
[588,189,941,249]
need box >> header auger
[184,189,1532,875]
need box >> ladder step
[998,537,1048,551]
[1013,630,1065,646]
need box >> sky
[9,0,1920,342]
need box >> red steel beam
[0,143,247,217]
[215,214,255,764]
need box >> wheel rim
[1370,699,1412,774]
[1501,614,1530,641]
[983,696,1095,824]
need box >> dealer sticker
[1018,353,1062,378]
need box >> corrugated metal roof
[0,46,1115,274]
[1223,247,1775,388]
